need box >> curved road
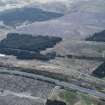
[0,68,105,99]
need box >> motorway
[0,68,105,99]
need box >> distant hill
[86,30,105,42]
[0,7,63,27]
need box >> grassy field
[50,89,105,105]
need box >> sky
[0,0,82,12]
[0,0,70,10]
[0,0,69,3]
[36,0,69,3]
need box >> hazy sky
[37,0,69,3]
[0,0,71,11]
[0,0,69,4]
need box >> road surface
[0,68,105,99]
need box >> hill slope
[0,7,63,27]
[16,0,105,40]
